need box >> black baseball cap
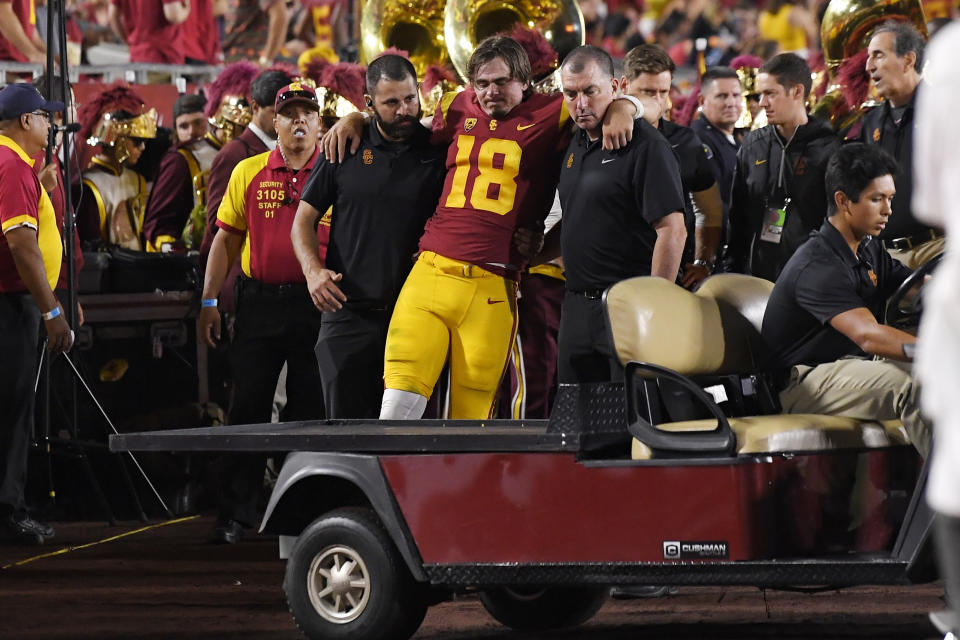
[0,83,64,120]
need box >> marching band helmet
[78,83,158,166]
[204,61,259,143]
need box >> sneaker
[211,519,244,545]
[0,512,55,546]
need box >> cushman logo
[663,540,729,559]
[464,118,477,132]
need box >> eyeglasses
[29,110,51,122]
[129,137,148,147]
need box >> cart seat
[603,276,910,459]
[631,416,907,459]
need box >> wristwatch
[692,259,713,273]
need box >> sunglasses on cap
[279,90,319,105]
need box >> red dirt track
[0,515,947,639]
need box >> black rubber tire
[284,506,427,640]
[479,585,608,631]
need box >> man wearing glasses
[0,83,73,545]
[198,82,325,544]
[761,143,930,458]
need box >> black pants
[218,280,324,527]
[557,291,622,384]
[0,294,41,514]
[314,306,391,419]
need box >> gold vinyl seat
[631,415,907,460]
[603,275,907,459]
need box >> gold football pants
[383,251,518,419]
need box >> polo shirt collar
[248,122,276,150]
[820,219,870,268]
[266,144,320,171]
[0,134,35,166]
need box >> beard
[375,109,421,140]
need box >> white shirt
[248,122,276,151]
[914,22,960,515]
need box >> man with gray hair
[862,20,941,268]
[537,45,685,384]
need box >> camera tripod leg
[61,353,173,519]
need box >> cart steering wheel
[885,252,943,330]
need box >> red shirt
[216,146,322,284]
[418,90,571,273]
[180,0,219,63]
[0,137,61,293]
[0,0,35,62]
[112,0,185,64]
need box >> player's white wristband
[42,306,61,321]
[619,94,644,120]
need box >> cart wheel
[284,507,427,640]
[479,585,607,631]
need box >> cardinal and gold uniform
[383,89,570,418]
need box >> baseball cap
[0,83,64,120]
[274,82,320,113]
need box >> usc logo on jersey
[566,153,574,168]
[362,149,373,165]
[464,118,477,132]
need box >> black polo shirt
[691,115,739,218]
[301,122,445,307]
[761,219,912,372]
[558,118,685,292]
[860,93,926,241]
[660,118,717,259]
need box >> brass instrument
[443,0,585,82]
[360,0,449,77]
[820,0,927,75]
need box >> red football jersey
[418,90,571,272]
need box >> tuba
[443,0,585,82]
[359,0,449,77]
[820,0,927,75]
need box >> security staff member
[862,20,942,268]
[0,84,72,545]
[762,144,929,457]
[621,44,723,289]
[292,54,445,418]
[540,46,685,383]
[198,82,324,544]
[728,53,839,281]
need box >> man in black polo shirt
[540,45,685,384]
[292,54,445,418]
[621,44,722,289]
[761,143,930,457]
[862,20,942,268]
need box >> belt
[883,229,942,252]
[569,288,605,300]
[239,277,308,297]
